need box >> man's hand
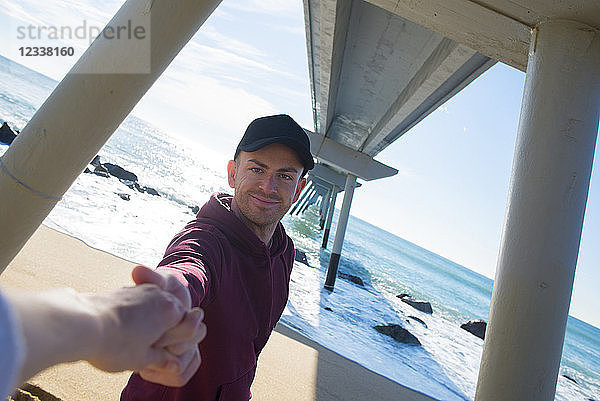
[132,265,192,309]
[130,265,207,386]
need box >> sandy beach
[0,225,435,401]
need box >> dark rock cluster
[0,121,18,145]
[83,156,203,215]
[293,249,366,288]
[84,155,160,199]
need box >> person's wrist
[73,292,109,362]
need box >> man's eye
[280,174,293,181]
[250,167,263,173]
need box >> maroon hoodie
[121,193,295,401]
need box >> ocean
[1,54,599,400]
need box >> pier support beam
[322,185,338,248]
[320,188,332,229]
[292,185,314,215]
[301,191,319,214]
[0,0,221,273]
[299,187,316,214]
[324,174,356,290]
[290,183,312,215]
[475,20,600,401]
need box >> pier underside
[301,1,600,400]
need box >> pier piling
[475,20,600,401]
[324,174,356,291]
[322,186,338,249]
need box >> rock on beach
[460,319,487,340]
[397,293,433,314]
[0,121,17,144]
[294,249,309,265]
[103,163,138,182]
[373,324,421,345]
[407,315,427,328]
[11,383,63,401]
[84,156,163,201]
[338,272,364,287]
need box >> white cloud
[264,22,306,36]
[222,0,301,17]
[4,0,116,30]
[199,26,267,59]
[183,41,294,79]
[211,7,236,21]
[141,71,278,137]
[2,1,46,26]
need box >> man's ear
[227,160,236,188]
[292,178,307,203]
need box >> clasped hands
[87,265,207,387]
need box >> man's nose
[259,174,277,193]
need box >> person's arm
[155,223,225,309]
[6,266,207,386]
[121,226,221,389]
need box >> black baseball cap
[234,114,314,172]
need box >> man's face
[228,143,306,229]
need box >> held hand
[137,307,207,387]
[86,283,186,373]
[131,265,192,309]
[131,266,207,386]
[7,269,205,386]
[138,343,202,387]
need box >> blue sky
[1,0,598,328]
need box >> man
[1,265,207,399]
[121,114,313,400]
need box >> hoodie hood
[196,193,288,258]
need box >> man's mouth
[250,193,281,206]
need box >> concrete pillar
[320,188,332,229]
[300,186,316,214]
[324,174,356,290]
[296,187,316,215]
[301,191,319,214]
[0,0,221,273]
[475,20,600,401]
[318,190,326,215]
[322,186,338,248]
[290,183,312,215]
